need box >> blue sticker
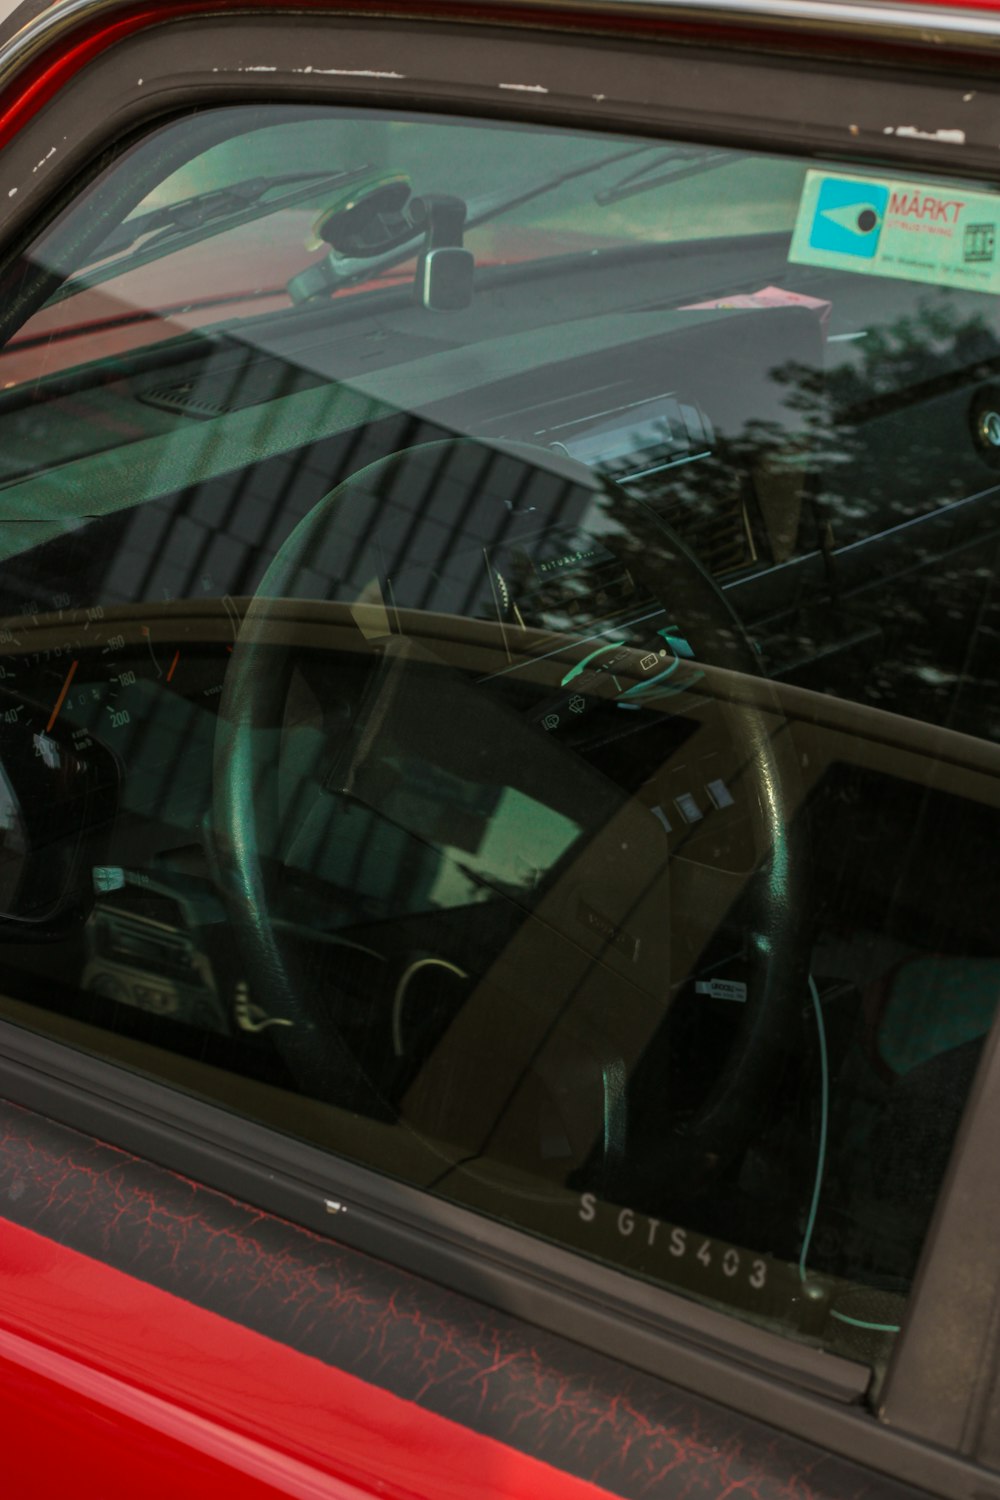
[808,177,889,260]
[790,169,1000,294]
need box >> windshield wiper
[50,142,741,310]
[593,147,741,205]
[310,143,661,295]
[57,146,658,304]
[69,164,377,276]
[313,144,743,297]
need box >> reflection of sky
[430,788,580,909]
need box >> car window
[2,103,1000,1380]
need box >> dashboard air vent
[139,381,229,419]
[138,356,324,419]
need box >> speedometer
[0,599,218,746]
[0,606,148,749]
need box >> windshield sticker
[789,169,1000,294]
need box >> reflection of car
[5,0,1000,1494]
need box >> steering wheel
[211,437,807,1179]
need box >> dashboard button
[674,792,702,824]
[707,778,735,810]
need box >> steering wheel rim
[211,437,808,1174]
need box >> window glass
[2,105,1000,1378]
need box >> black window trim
[2,5,1000,1482]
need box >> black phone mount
[286,177,474,310]
[410,194,474,311]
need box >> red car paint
[0,1216,614,1500]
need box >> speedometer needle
[46,658,78,733]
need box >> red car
[1,0,1000,1495]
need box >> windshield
[0,111,807,379]
[2,103,999,1385]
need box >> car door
[3,2,1000,1495]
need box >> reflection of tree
[586,297,1000,739]
[800,299,999,537]
[779,300,1000,738]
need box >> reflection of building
[0,398,605,954]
